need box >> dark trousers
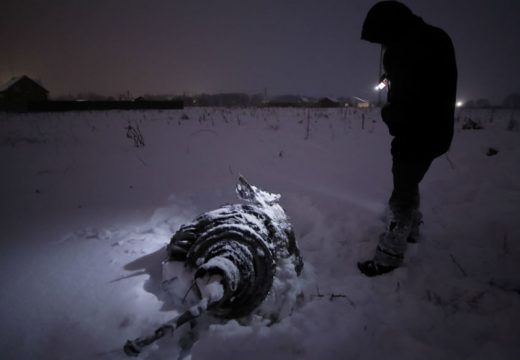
[374,156,434,266]
[389,156,433,217]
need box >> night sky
[1,0,519,104]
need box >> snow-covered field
[1,107,519,360]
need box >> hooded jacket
[362,1,457,159]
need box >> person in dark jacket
[358,1,457,276]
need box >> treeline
[464,93,520,109]
[52,92,520,109]
[53,92,357,108]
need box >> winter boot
[358,214,413,277]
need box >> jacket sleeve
[381,44,419,136]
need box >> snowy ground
[1,107,519,360]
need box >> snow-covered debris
[124,176,304,357]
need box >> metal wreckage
[124,177,304,357]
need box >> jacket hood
[361,1,422,44]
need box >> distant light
[374,79,388,91]
[456,101,464,108]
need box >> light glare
[374,82,386,91]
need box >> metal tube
[123,307,204,357]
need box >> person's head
[361,1,420,45]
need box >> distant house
[352,97,370,108]
[0,75,49,111]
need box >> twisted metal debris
[124,176,303,357]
